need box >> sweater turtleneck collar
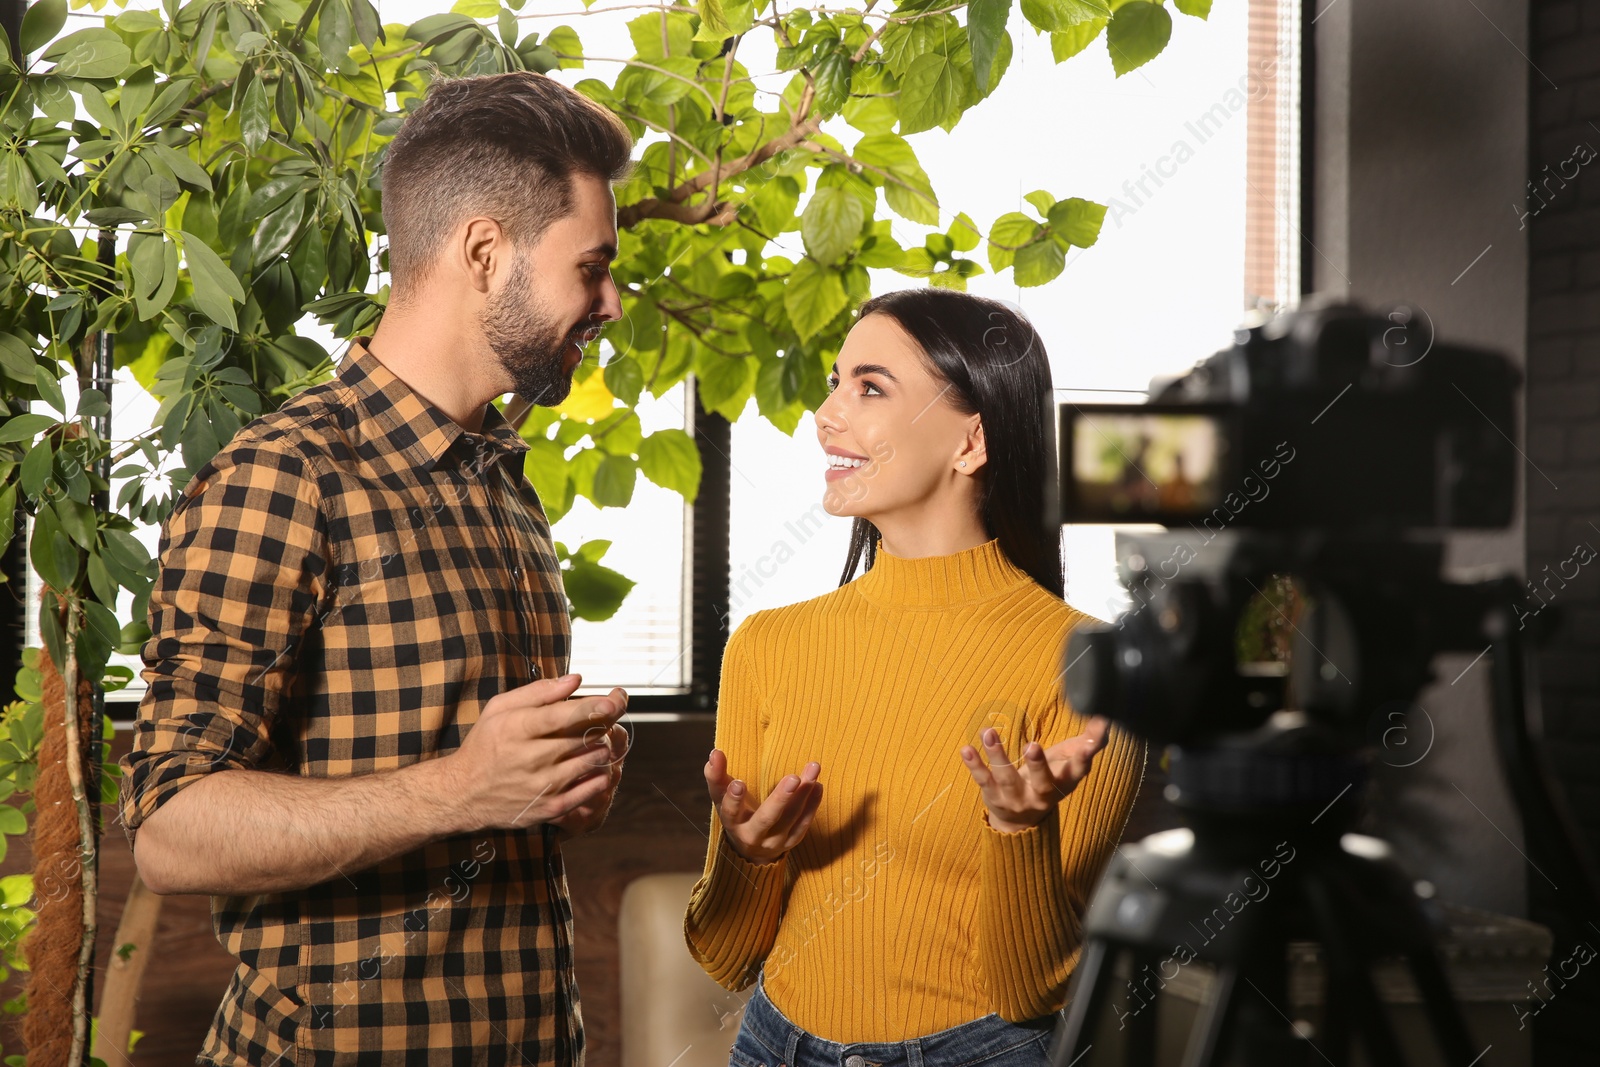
[853,537,1034,608]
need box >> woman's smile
[824,445,871,482]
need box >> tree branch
[617,112,820,228]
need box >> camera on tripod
[1043,301,1578,1067]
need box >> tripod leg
[1178,963,1241,1067]
[1319,953,1352,1067]
[1400,937,1481,1065]
[1052,938,1118,1067]
[1123,950,1160,1067]
[1303,873,1407,1067]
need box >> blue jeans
[730,974,1064,1067]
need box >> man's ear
[458,216,509,295]
[955,417,987,476]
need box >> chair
[619,873,754,1067]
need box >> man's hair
[381,70,635,297]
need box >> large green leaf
[1052,18,1108,62]
[103,528,154,578]
[351,0,385,49]
[898,51,963,136]
[0,413,52,444]
[20,0,67,55]
[319,0,355,61]
[251,196,307,266]
[33,365,64,416]
[801,187,865,266]
[638,428,702,501]
[854,134,938,225]
[145,77,196,127]
[522,437,570,518]
[0,484,15,551]
[52,498,97,551]
[1106,0,1172,77]
[1014,236,1066,286]
[783,258,848,344]
[626,9,693,60]
[181,230,245,330]
[693,0,755,42]
[147,143,213,191]
[603,355,644,406]
[129,231,168,320]
[240,76,270,151]
[695,353,758,419]
[31,504,81,592]
[591,454,637,507]
[986,212,1042,272]
[43,28,133,79]
[542,24,582,67]
[562,557,635,622]
[0,336,36,383]
[967,0,1012,95]
[19,438,52,500]
[1047,197,1108,249]
[810,48,852,118]
[0,807,25,836]
[1021,0,1112,31]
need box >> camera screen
[1066,409,1227,522]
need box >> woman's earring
[958,461,967,468]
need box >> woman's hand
[959,717,1110,833]
[703,749,823,864]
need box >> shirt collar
[337,337,531,474]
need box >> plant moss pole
[24,594,95,1066]
[60,604,95,1066]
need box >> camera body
[1056,302,1522,752]
[1058,301,1520,533]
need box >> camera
[1053,301,1522,750]
[1042,303,1572,1067]
[1058,301,1519,533]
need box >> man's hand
[959,717,1109,834]
[703,749,822,865]
[442,673,630,832]
[550,720,629,840]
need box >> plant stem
[60,599,97,1067]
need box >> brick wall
[1527,2,1600,1059]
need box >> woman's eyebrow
[831,361,899,382]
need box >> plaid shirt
[119,339,581,1067]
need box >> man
[120,70,635,1065]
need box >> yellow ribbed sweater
[682,539,1148,1041]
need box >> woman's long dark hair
[837,288,1063,597]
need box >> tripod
[1046,732,1480,1067]
[1046,515,1600,1067]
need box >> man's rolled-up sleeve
[118,434,333,844]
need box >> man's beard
[481,252,587,406]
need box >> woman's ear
[955,418,987,476]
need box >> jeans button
[845,1056,866,1067]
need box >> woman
[683,287,1147,1067]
